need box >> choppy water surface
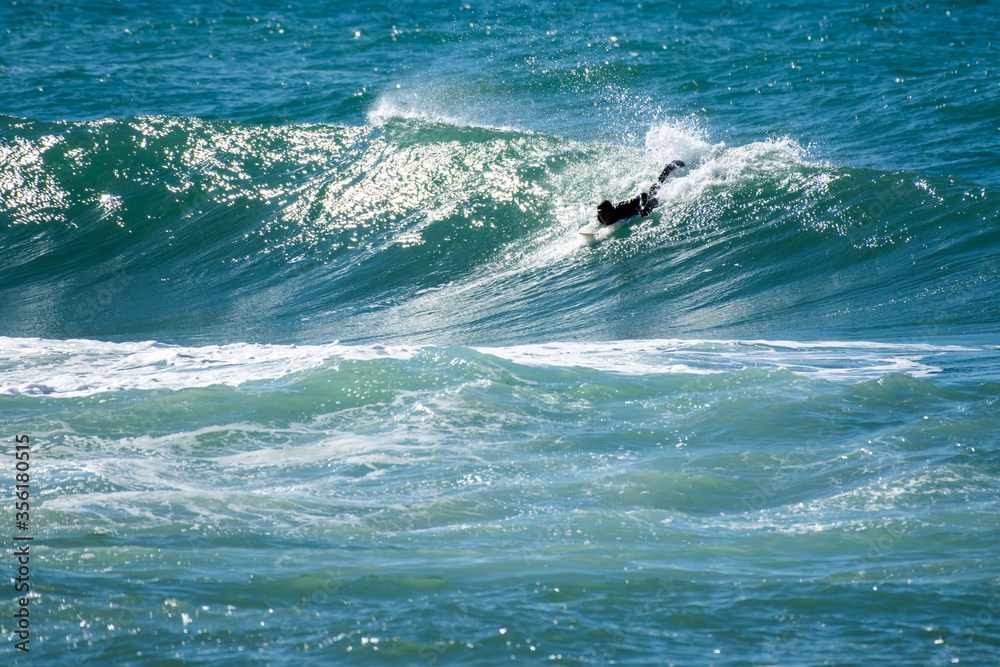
[1,1,999,664]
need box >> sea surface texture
[2,1,999,664]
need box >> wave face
[2,1,1000,665]
[3,112,998,344]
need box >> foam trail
[1,336,985,398]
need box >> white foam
[643,118,719,162]
[0,337,420,397]
[475,339,973,380]
[0,336,977,399]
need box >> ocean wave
[1,112,997,344]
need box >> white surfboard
[579,219,625,243]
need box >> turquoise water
[2,1,999,664]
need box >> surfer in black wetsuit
[596,159,685,225]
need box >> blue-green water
[2,1,999,664]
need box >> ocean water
[2,0,999,664]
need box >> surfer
[596,159,685,225]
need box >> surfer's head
[597,200,614,224]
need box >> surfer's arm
[639,192,654,217]
[657,159,685,183]
[641,160,685,215]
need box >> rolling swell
[2,111,996,344]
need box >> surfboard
[579,220,625,243]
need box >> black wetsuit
[598,160,684,225]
